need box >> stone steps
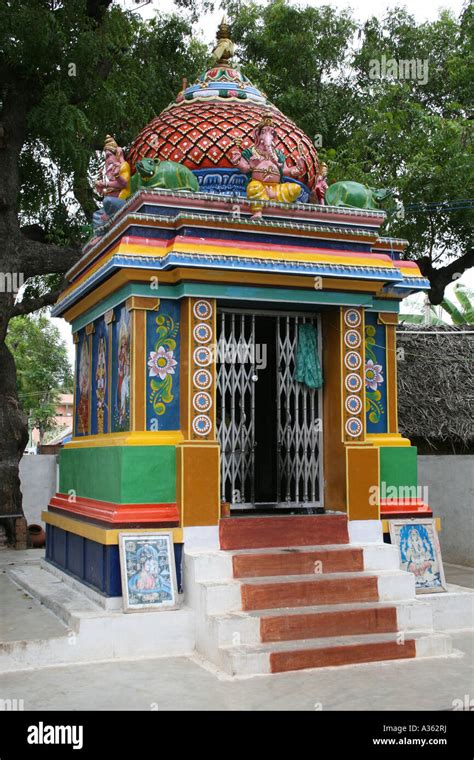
[219,631,453,676]
[240,572,380,610]
[184,515,453,676]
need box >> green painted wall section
[59,446,176,504]
[379,446,418,493]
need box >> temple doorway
[216,308,323,512]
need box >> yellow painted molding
[65,431,185,448]
[378,312,399,325]
[104,308,115,325]
[366,434,412,447]
[85,322,95,336]
[125,295,160,311]
[42,511,183,545]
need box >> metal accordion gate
[216,308,323,511]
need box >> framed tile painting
[119,532,178,611]
[389,518,447,593]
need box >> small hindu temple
[43,21,450,674]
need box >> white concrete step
[0,564,195,673]
[184,542,399,583]
[9,565,103,630]
[209,599,434,648]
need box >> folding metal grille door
[216,309,323,510]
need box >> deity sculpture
[312,162,328,205]
[92,135,131,230]
[229,113,305,219]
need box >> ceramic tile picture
[390,518,447,593]
[119,532,178,611]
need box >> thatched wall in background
[397,325,474,453]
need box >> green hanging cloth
[294,323,323,389]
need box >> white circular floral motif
[344,351,362,370]
[192,415,212,437]
[345,373,362,392]
[344,309,361,328]
[345,395,362,415]
[344,330,361,349]
[193,392,212,413]
[193,346,213,367]
[345,417,363,437]
[193,369,212,390]
[193,323,212,344]
[193,300,212,320]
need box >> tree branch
[418,246,474,304]
[14,236,81,278]
[11,286,66,318]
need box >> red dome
[127,66,320,194]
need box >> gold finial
[211,16,235,67]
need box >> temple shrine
[43,22,450,674]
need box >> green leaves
[6,314,73,438]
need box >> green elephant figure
[130,157,199,194]
[325,181,394,210]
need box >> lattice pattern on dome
[127,102,319,191]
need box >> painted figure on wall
[96,335,107,434]
[114,309,131,431]
[92,135,131,230]
[77,336,90,435]
[230,112,305,219]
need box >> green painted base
[380,446,418,494]
[59,445,176,503]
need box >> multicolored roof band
[53,195,429,318]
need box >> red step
[219,515,349,550]
[241,574,379,611]
[260,605,398,642]
[232,547,364,578]
[270,638,416,672]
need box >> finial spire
[211,16,235,67]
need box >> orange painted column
[323,307,380,520]
[177,297,220,527]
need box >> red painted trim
[126,192,386,228]
[48,493,179,524]
[120,233,393,266]
[219,515,349,550]
[380,498,432,516]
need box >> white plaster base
[183,526,219,549]
[1,564,195,673]
[348,520,384,545]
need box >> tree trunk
[0,293,28,542]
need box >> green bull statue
[324,181,394,211]
[130,157,199,194]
